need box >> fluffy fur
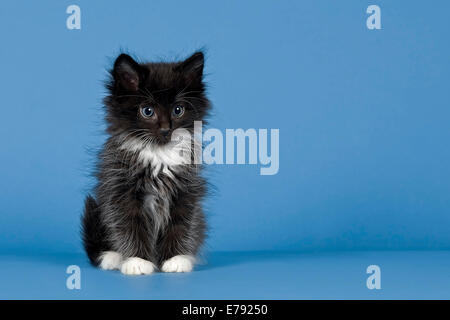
[81,51,210,274]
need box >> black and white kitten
[82,51,210,275]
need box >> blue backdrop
[1,0,449,257]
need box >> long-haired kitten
[82,51,210,275]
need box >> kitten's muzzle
[160,128,170,137]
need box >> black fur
[82,195,109,265]
[81,51,211,268]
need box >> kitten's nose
[160,128,170,137]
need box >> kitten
[81,51,211,275]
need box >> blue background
[0,1,449,299]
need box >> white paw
[161,255,195,273]
[99,251,122,270]
[120,257,156,275]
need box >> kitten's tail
[81,195,109,266]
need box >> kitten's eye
[172,105,185,118]
[140,106,155,118]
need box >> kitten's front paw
[120,257,156,275]
[161,255,195,273]
[99,251,123,270]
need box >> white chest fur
[118,131,193,177]
[118,133,192,232]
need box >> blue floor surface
[0,251,449,299]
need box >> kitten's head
[104,51,210,145]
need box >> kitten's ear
[177,51,204,83]
[113,54,141,91]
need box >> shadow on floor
[196,251,309,271]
